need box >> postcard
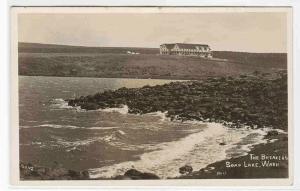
[10,6,293,186]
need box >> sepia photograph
[10,7,292,186]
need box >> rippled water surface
[19,76,268,178]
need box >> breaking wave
[146,111,170,122]
[49,129,148,152]
[98,105,129,115]
[49,98,74,109]
[50,98,129,115]
[20,124,120,130]
[88,123,272,179]
[39,97,284,179]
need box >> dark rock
[266,130,279,137]
[123,169,160,179]
[20,162,90,180]
[67,71,288,131]
[79,170,90,179]
[68,169,81,178]
[80,102,99,110]
[179,165,193,175]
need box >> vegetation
[19,42,287,80]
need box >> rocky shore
[21,71,288,180]
[179,131,288,179]
[20,161,160,180]
[20,161,90,180]
[68,70,287,130]
[66,71,288,180]
[20,130,288,180]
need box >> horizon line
[18,41,288,54]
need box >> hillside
[18,42,159,55]
[18,42,287,80]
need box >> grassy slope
[18,43,287,80]
[18,42,159,54]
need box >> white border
[1,1,299,190]
[10,6,294,187]
[5,0,297,7]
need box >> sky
[18,12,288,53]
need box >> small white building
[160,43,212,58]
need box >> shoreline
[19,74,190,81]
[20,71,288,180]
[179,132,288,179]
[67,71,287,130]
[20,126,288,180]
[66,70,288,179]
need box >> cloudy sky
[18,11,288,53]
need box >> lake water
[19,76,268,179]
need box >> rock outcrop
[68,71,288,130]
[114,169,160,180]
[20,162,89,180]
[179,165,193,175]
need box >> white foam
[268,139,278,143]
[273,128,288,134]
[87,126,120,130]
[48,129,131,151]
[54,137,98,148]
[19,125,32,129]
[39,124,81,129]
[50,98,74,109]
[146,111,170,122]
[102,135,115,142]
[51,134,128,152]
[66,147,77,152]
[99,105,129,115]
[225,128,269,158]
[117,130,126,135]
[88,123,271,179]
[22,124,120,130]
[51,100,129,114]
[89,123,224,178]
